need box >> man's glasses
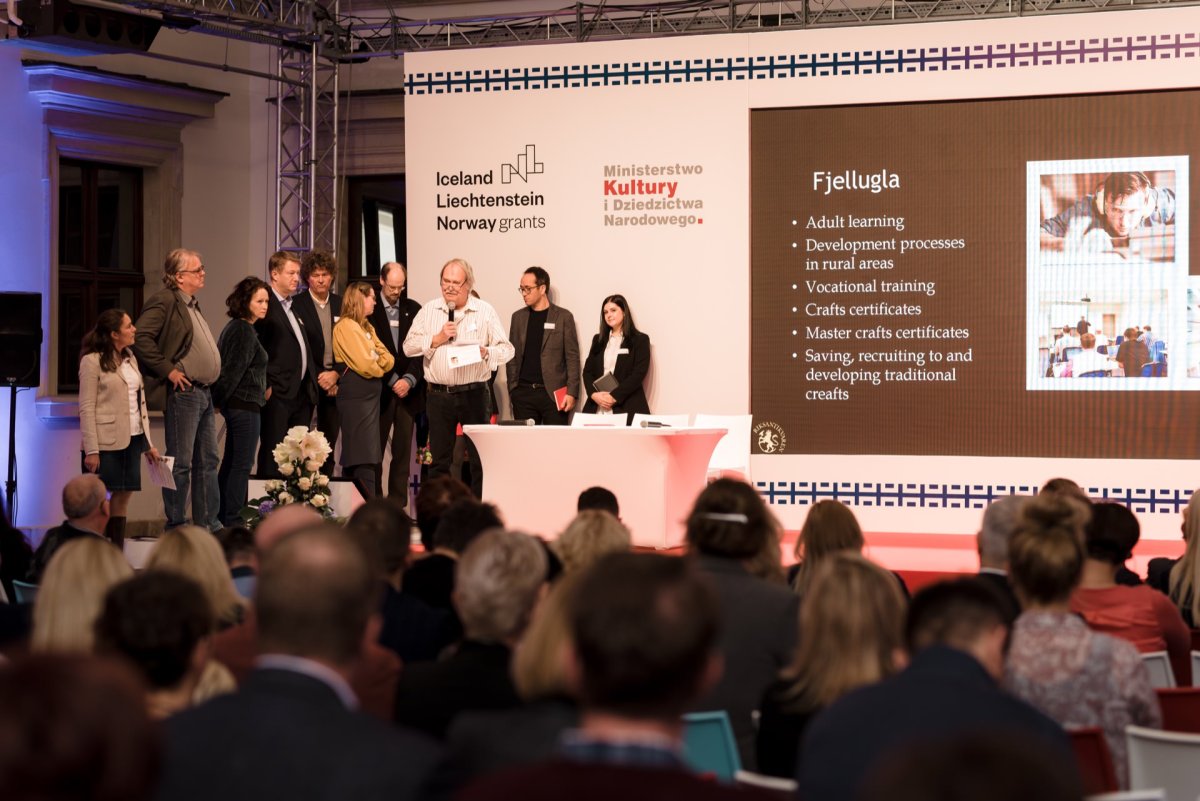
[518,284,544,295]
[441,278,466,289]
[179,265,206,275]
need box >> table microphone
[498,419,535,426]
[640,421,670,428]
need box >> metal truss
[274,0,339,255]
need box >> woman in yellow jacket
[333,282,394,498]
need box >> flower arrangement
[242,426,335,527]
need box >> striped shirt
[403,294,514,386]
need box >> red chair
[1068,726,1119,795]
[1188,628,1200,652]
[1157,687,1200,733]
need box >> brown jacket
[507,303,581,405]
[132,287,194,410]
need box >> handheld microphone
[447,302,456,342]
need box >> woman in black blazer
[581,294,650,423]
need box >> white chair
[693,414,753,481]
[1192,650,1200,687]
[570,412,627,427]
[1140,651,1176,688]
[735,771,798,793]
[631,413,690,429]
[1126,724,1200,801]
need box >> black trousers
[510,384,567,425]
[426,384,488,497]
[257,393,314,478]
[314,391,339,477]
[379,390,417,500]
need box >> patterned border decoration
[405,33,1200,95]
[755,481,1195,515]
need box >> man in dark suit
[290,250,342,477]
[28,475,112,583]
[369,262,424,500]
[457,553,759,801]
[976,494,1028,620]
[507,266,580,425]
[156,524,441,801]
[255,251,318,478]
[797,578,1075,801]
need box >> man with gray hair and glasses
[133,248,222,531]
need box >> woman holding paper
[78,308,161,545]
[582,294,650,422]
[333,282,395,497]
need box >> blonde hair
[1169,490,1200,623]
[779,552,905,712]
[554,511,631,574]
[339,282,374,325]
[32,538,133,653]
[512,575,578,700]
[792,500,865,595]
[146,526,245,628]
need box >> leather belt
[427,381,487,394]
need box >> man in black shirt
[506,266,581,425]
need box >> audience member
[553,510,631,575]
[0,494,32,605]
[27,474,111,583]
[457,553,766,801]
[858,734,1082,801]
[1153,488,1200,625]
[94,571,216,719]
[393,530,546,739]
[576,486,619,518]
[789,499,863,594]
[346,498,456,663]
[1003,492,1160,788]
[146,525,246,630]
[757,553,906,778]
[1039,482,1140,585]
[1116,326,1151,378]
[975,494,1029,618]
[253,502,322,555]
[214,525,257,600]
[685,478,798,770]
[414,475,474,551]
[796,578,1073,801]
[0,654,161,801]
[156,525,441,801]
[435,575,582,795]
[1071,502,1190,683]
[404,498,502,611]
[31,537,132,653]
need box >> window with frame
[57,158,144,393]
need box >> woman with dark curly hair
[213,277,270,525]
[79,308,160,546]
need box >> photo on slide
[1035,165,1178,265]
[1026,156,1189,391]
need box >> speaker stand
[4,380,16,523]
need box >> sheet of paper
[447,344,483,368]
[147,455,176,490]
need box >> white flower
[278,462,295,477]
[316,475,330,487]
[297,476,312,491]
[286,425,310,442]
[310,494,328,508]
[300,429,332,462]
[278,492,293,504]
[304,459,323,473]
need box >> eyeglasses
[441,278,466,289]
[518,284,544,295]
[179,265,206,275]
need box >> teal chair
[682,711,741,782]
[11,580,38,605]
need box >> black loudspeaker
[16,0,161,55]
[0,293,43,388]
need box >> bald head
[255,504,322,555]
[63,475,108,523]
[978,495,1030,569]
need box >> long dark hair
[597,294,639,340]
[81,309,130,373]
[226,276,269,321]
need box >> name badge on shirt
[544,322,556,330]
[618,348,630,355]
[389,320,400,328]
[334,316,340,322]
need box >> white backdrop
[404,10,1200,545]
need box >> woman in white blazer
[79,308,160,545]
